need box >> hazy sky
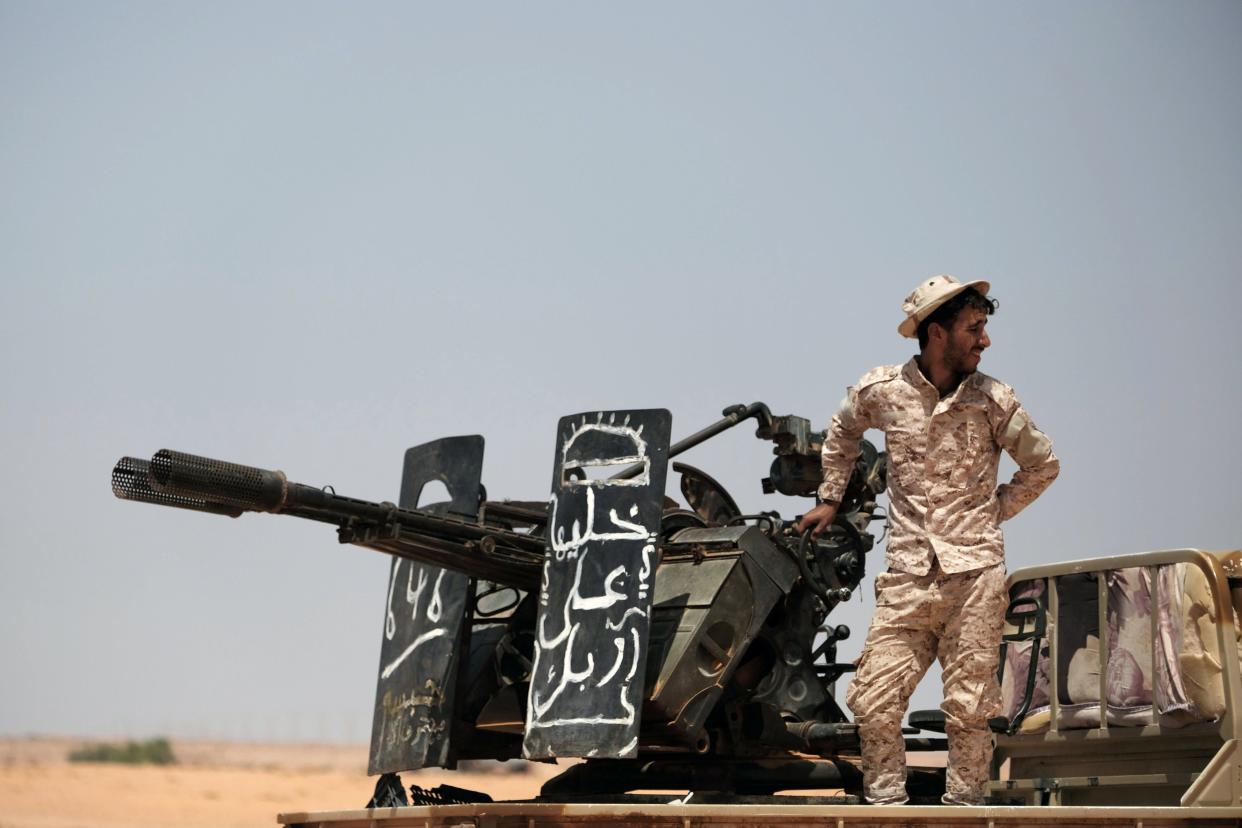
[2,2,1240,746]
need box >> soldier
[797,276,1059,805]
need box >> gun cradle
[460,521,863,759]
[643,526,801,751]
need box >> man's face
[943,306,991,374]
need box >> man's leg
[937,564,1007,805]
[846,570,938,804]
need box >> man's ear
[928,320,948,345]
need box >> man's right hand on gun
[796,501,839,537]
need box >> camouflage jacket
[818,358,1059,575]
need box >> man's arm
[993,399,1059,522]
[798,381,872,536]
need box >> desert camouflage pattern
[819,358,1059,575]
[846,561,1007,805]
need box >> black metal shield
[368,436,484,774]
[522,410,672,759]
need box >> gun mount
[113,403,900,803]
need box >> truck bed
[278,802,1242,827]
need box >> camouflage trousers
[845,559,1006,805]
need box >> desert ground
[0,736,946,828]
[0,736,560,828]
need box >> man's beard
[945,340,979,375]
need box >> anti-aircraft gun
[112,404,932,804]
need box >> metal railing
[998,546,1242,804]
[1004,548,1241,742]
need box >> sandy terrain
[0,737,559,828]
[0,736,946,828]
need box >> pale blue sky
[2,2,1239,743]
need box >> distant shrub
[68,737,176,765]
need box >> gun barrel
[115,449,547,590]
[361,534,541,590]
[112,457,245,517]
[150,449,288,512]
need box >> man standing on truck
[797,275,1059,805]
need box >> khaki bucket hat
[898,274,991,339]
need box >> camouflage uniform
[819,358,1058,804]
